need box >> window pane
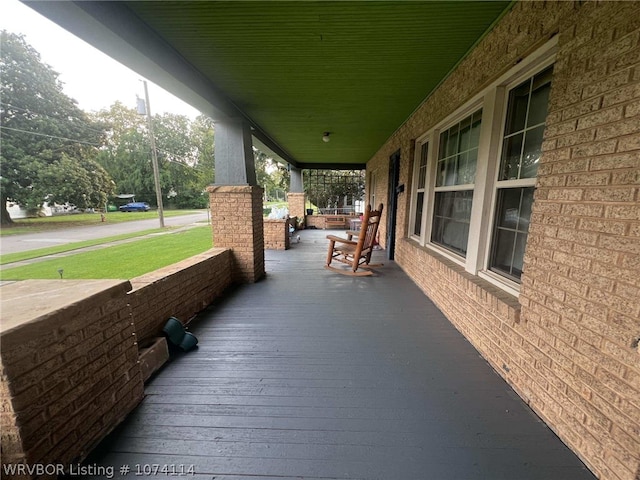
[418,143,428,188]
[500,66,553,182]
[446,124,459,157]
[437,109,482,186]
[431,190,473,256]
[458,116,472,151]
[439,131,448,162]
[528,67,553,127]
[465,149,477,184]
[457,152,469,185]
[512,233,527,277]
[491,229,516,276]
[521,125,545,178]
[436,159,447,187]
[444,156,458,186]
[414,192,424,236]
[490,187,535,282]
[505,82,530,135]
[500,133,524,180]
[469,114,482,147]
[496,188,522,229]
[418,164,427,189]
[519,188,534,231]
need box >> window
[431,109,482,256]
[369,170,377,208]
[407,39,556,295]
[489,66,553,281]
[412,143,428,237]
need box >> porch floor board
[84,229,595,480]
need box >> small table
[349,218,362,232]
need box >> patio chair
[325,203,384,276]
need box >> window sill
[478,270,520,298]
[423,242,467,269]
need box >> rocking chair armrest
[326,234,357,246]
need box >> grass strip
[0,228,167,265]
[0,226,213,280]
[0,210,204,236]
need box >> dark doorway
[386,150,401,260]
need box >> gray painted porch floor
[84,229,595,480]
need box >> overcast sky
[1,0,200,118]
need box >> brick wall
[208,185,265,283]
[0,250,236,478]
[0,366,25,467]
[287,192,306,221]
[520,3,640,478]
[263,219,290,250]
[305,214,358,230]
[129,248,232,344]
[368,2,640,479]
[0,280,144,475]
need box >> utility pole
[141,80,165,228]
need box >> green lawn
[0,226,213,280]
[0,228,166,265]
[0,209,204,236]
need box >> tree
[153,112,205,208]
[92,102,153,202]
[93,106,215,209]
[254,149,289,201]
[0,31,114,223]
[191,114,215,187]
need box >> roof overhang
[24,1,512,169]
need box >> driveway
[0,212,209,255]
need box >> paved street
[0,212,209,255]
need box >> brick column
[287,192,306,221]
[207,185,265,283]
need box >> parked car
[119,202,150,212]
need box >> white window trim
[428,104,483,262]
[369,169,377,208]
[479,56,556,291]
[408,37,558,296]
[409,140,429,242]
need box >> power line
[1,101,105,136]
[0,126,100,146]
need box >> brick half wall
[0,280,144,471]
[0,248,236,478]
[129,248,232,344]
[263,219,290,250]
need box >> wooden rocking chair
[325,203,384,276]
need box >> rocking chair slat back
[325,203,384,276]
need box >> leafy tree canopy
[255,149,289,201]
[92,105,215,209]
[0,30,114,223]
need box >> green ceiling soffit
[126,2,514,167]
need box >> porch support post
[287,166,306,221]
[214,119,256,185]
[207,119,264,283]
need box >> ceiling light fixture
[322,132,330,143]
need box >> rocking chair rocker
[325,203,384,276]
